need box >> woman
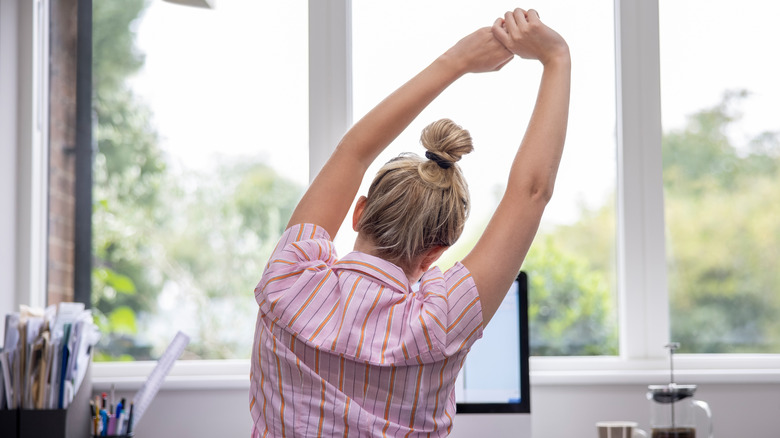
[250,8,570,437]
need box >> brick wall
[47,0,78,306]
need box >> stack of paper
[0,303,100,411]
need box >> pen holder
[92,434,133,437]
[0,409,18,437]
[15,361,93,438]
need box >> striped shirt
[250,223,484,437]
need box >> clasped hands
[447,7,570,75]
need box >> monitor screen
[455,272,530,414]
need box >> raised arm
[462,9,571,324]
[287,28,513,238]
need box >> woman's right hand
[491,8,569,66]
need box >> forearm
[463,51,570,324]
[336,53,467,170]
[507,53,571,202]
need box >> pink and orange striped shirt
[250,223,484,437]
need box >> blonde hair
[356,119,473,271]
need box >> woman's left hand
[443,27,514,74]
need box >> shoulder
[254,223,337,304]
[267,223,336,267]
[420,262,478,298]
[414,262,483,356]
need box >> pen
[110,384,115,414]
[107,415,117,435]
[116,411,126,435]
[120,398,128,432]
[100,409,109,436]
[115,401,124,435]
[126,402,135,435]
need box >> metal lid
[647,383,697,403]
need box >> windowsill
[91,355,780,392]
[92,359,250,391]
[530,354,780,385]
[532,367,780,386]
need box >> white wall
[532,382,780,437]
[95,377,780,437]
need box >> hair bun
[420,119,474,165]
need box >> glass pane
[660,1,780,353]
[92,0,308,360]
[349,1,617,356]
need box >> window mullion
[614,0,668,360]
[308,0,352,183]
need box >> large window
[92,0,308,360]
[83,0,780,372]
[349,0,618,356]
[659,0,780,353]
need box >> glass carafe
[646,384,712,438]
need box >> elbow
[509,176,555,206]
[530,182,554,204]
[502,184,554,216]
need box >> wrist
[540,44,571,68]
[436,50,470,78]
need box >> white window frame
[0,0,20,319]
[1,0,50,320]
[5,0,776,389]
[615,0,668,362]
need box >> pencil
[90,401,98,436]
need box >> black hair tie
[425,151,453,169]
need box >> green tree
[91,0,304,360]
[92,0,166,360]
[522,235,618,355]
[150,161,301,359]
[663,90,780,353]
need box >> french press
[644,343,713,438]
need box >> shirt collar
[333,251,411,293]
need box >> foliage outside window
[660,0,780,353]
[91,0,306,360]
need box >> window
[80,0,780,376]
[659,0,780,353]
[348,0,618,356]
[92,0,308,360]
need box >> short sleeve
[268,223,333,263]
[254,223,337,306]
[415,262,484,356]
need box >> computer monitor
[451,271,531,437]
